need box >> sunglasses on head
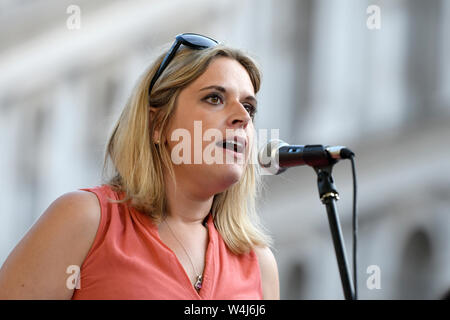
[148,33,219,100]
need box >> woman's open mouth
[215,136,246,161]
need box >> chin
[211,163,245,193]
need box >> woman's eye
[244,104,257,119]
[204,94,223,105]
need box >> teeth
[217,140,244,153]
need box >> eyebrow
[199,85,258,106]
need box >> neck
[163,170,214,226]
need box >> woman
[0,33,279,300]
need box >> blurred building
[0,0,449,299]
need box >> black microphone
[258,139,354,175]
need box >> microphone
[258,139,354,175]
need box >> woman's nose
[227,100,251,129]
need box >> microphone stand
[313,163,355,300]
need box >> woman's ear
[149,107,161,143]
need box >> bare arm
[0,191,100,299]
[254,246,280,300]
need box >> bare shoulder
[0,190,101,299]
[253,246,280,300]
[34,190,101,241]
[50,190,100,222]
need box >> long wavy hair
[101,43,272,254]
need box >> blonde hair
[102,44,272,254]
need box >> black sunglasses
[148,33,219,100]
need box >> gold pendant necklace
[164,219,203,291]
[194,275,203,290]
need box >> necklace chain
[163,218,203,291]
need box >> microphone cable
[349,155,358,300]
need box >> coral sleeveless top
[71,184,263,300]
